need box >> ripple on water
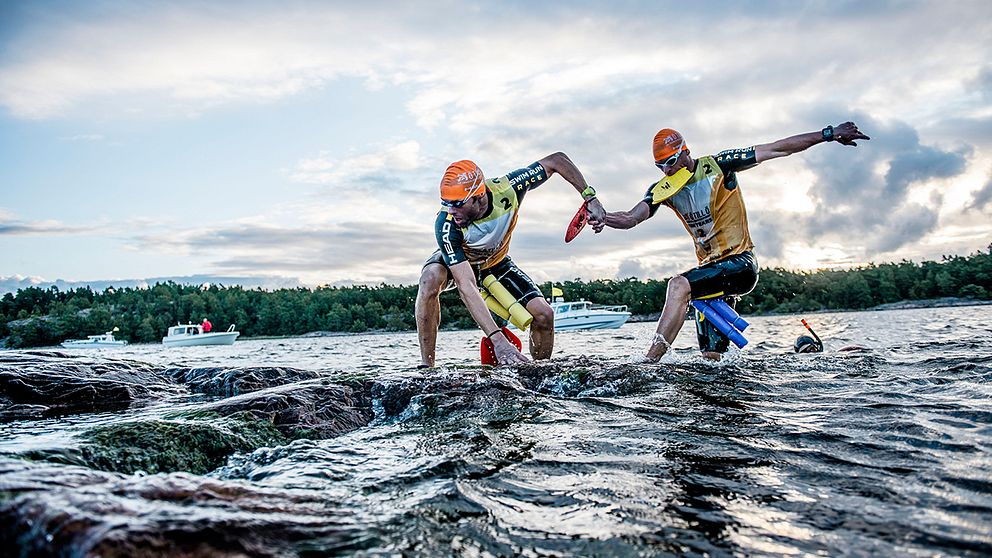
[3,307,992,556]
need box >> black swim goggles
[440,197,471,208]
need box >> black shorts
[423,251,543,305]
[681,251,758,353]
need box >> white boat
[162,323,240,347]
[61,329,128,348]
[551,299,631,331]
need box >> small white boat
[551,300,631,331]
[162,323,239,347]
[61,329,128,348]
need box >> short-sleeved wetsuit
[643,147,758,266]
[643,147,762,353]
[425,162,549,304]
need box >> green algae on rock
[29,412,287,475]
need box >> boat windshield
[555,301,596,313]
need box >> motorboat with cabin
[507,288,632,331]
[551,299,632,331]
[61,328,128,348]
[162,323,240,347]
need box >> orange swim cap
[653,128,687,163]
[439,160,486,203]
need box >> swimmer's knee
[530,305,555,331]
[667,275,692,302]
[418,265,447,297]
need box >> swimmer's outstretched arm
[590,200,652,233]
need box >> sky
[1,0,990,294]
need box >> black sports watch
[821,126,835,141]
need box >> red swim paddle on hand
[565,200,590,243]
[480,327,523,365]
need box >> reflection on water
[2,305,992,556]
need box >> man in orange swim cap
[417,153,606,367]
[590,122,869,361]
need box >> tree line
[2,247,990,349]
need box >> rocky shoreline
[864,296,992,311]
[0,350,663,556]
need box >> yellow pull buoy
[481,274,533,330]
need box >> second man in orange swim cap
[590,122,870,362]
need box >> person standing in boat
[417,155,606,367]
[201,318,212,333]
[590,122,870,361]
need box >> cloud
[747,213,787,260]
[976,66,992,102]
[867,203,940,253]
[929,115,992,152]
[970,174,992,211]
[289,140,438,194]
[616,259,647,280]
[128,219,435,284]
[0,274,302,296]
[0,214,95,236]
[2,1,985,129]
[615,257,683,281]
[59,133,104,141]
[0,3,400,118]
[803,114,970,256]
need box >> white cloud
[289,140,426,186]
[0,4,407,118]
[126,219,432,286]
[59,134,104,141]
[0,213,97,236]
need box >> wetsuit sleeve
[713,147,759,174]
[502,162,549,203]
[641,181,665,217]
[434,211,466,266]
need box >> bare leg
[415,264,447,367]
[526,297,555,359]
[646,275,692,361]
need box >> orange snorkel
[801,319,824,351]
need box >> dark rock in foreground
[165,365,325,397]
[0,353,682,555]
[24,411,288,475]
[0,457,365,557]
[198,378,374,440]
[0,351,182,419]
[16,378,377,475]
[516,356,667,397]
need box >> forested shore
[3,248,990,349]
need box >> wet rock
[16,377,377,475]
[0,457,365,557]
[516,356,663,397]
[370,370,515,420]
[196,378,375,440]
[0,351,183,418]
[370,369,543,427]
[24,411,288,475]
[165,365,324,397]
[0,403,48,421]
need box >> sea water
[1,305,990,556]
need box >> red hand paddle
[480,327,523,365]
[565,200,590,243]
